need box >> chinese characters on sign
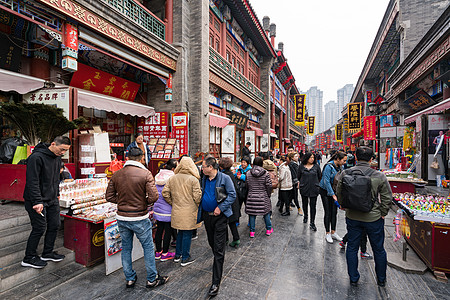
[171,112,189,156]
[403,90,436,113]
[364,116,377,140]
[294,94,306,126]
[366,91,372,103]
[23,88,70,119]
[229,111,248,129]
[326,135,331,149]
[348,103,361,130]
[137,112,169,142]
[307,116,315,136]
[335,124,343,142]
[70,63,140,101]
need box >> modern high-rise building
[337,84,355,115]
[301,86,323,139]
[324,101,337,130]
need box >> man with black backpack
[336,146,392,288]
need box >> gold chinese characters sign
[293,94,306,126]
[307,116,315,136]
[37,0,176,71]
[348,103,362,130]
[335,124,343,142]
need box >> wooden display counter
[387,177,427,193]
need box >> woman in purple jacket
[154,159,177,261]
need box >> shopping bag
[109,159,123,173]
[12,145,28,164]
[430,157,439,169]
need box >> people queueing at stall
[26,140,392,297]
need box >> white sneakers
[325,233,342,244]
[331,233,342,242]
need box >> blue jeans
[117,219,157,282]
[248,213,271,232]
[345,217,387,283]
[175,229,192,260]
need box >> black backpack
[341,167,375,212]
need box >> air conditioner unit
[221,94,232,102]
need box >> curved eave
[223,0,276,57]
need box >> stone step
[0,246,75,293]
[0,231,64,269]
[0,224,32,249]
[0,215,29,232]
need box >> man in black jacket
[241,142,251,159]
[21,136,71,268]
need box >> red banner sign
[171,112,189,156]
[65,23,78,50]
[364,116,377,140]
[70,63,140,101]
[366,91,372,103]
[137,112,169,142]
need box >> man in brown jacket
[162,156,202,267]
[106,148,168,289]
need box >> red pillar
[165,0,173,44]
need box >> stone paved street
[29,190,449,300]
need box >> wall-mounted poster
[244,130,256,153]
[261,134,269,152]
[221,125,235,153]
[210,127,215,144]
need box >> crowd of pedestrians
[98,144,394,296]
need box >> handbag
[215,186,227,204]
[430,157,439,169]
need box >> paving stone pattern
[29,189,449,300]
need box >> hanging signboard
[379,114,394,127]
[307,116,315,136]
[137,112,169,142]
[23,88,70,119]
[171,112,189,156]
[229,111,248,129]
[364,116,377,140]
[294,94,306,126]
[335,124,343,142]
[366,91,373,103]
[348,103,361,130]
[402,89,436,114]
[70,63,140,102]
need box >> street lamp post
[368,100,388,169]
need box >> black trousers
[301,195,317,224]
[320,188,337,232]
[291,186,300,209]
[343,230,368,253]
[155,221,172,253]
[203,211,228,285]
[24,200,61,259]
[228,221,240,242]
[279,189,292,213]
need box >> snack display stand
[393,193,450,275]
[385,171,427,193]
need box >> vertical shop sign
[366,91,372,103]
[70,63,140,101]
[171,112,189,156]
[62,22,78,72]
[347,137,351,146]
[137,112,169,142]
[294,94,306,126]
[348,103,361,130]
[165,73,173,102]
[335,124,343,142]
[364,116,377,140]
[307,116,315,135]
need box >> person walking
[339,231,373,259]
[262,151,279,193]
[288,152,302,215]
[315,151,322,166]
[278,155,293,216]
[246,157,273,237]
[336,146,392,287]
[298,152,322,231]
[219,157,241,248]
[106,148,168,288]
[153,159,178,261]
[162,156,202,266]
[126,133,152,167]
[22,136,71,269]
[319,151,347,243]
[235,156,251,209]
[200,157,237,297]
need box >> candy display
[393,193,450,224]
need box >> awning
[209,114,230,128]
[249,125,263,137]
[352,130,364,138]
[0,69,63,94]
[405,97,450,124]
[270,128,277,138]
[77,89,155,117]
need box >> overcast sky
[250,0,390,105]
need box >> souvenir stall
[393,192,450,275]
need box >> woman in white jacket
[278,155,293,216]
